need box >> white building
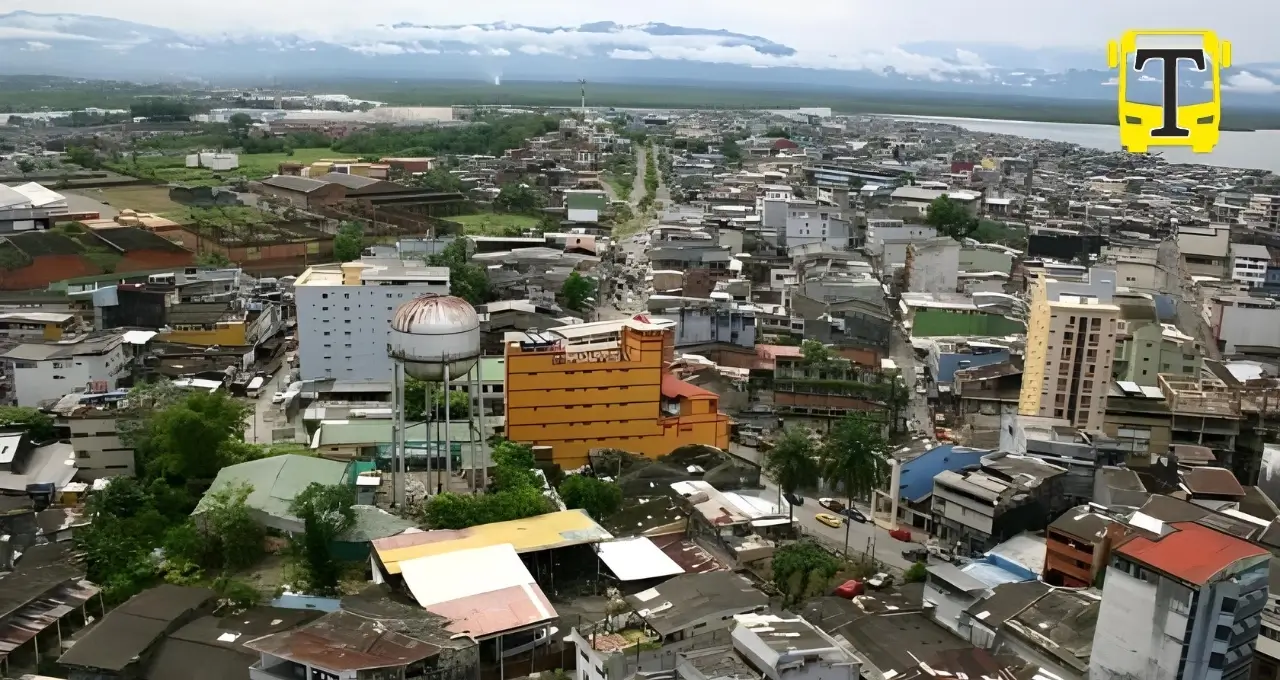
[784,200,850,248]
[50,392,134,480]
[906,238,961,294]
[294,257,450,383]
[1229,243,1270,288]
[1,334,130,407]
[1090,516,1270,680]
[731,612,859,680]
[185,152,240,171]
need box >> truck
[246,376,265,399]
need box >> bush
[904,561,928,583]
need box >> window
[322,293,328,299]
[1209,653,1225,670]
[1215,624,1232,641]
[1222,597,1238,613]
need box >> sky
[17,0,1280,62]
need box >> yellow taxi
[815,513,843,528]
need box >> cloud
[1101,77,1119,86]
[165,42,201,50]
[609,49,654,60]
[489,47,510,56]
[1221,70,1280,93]
[21,41,51,51]
[348,42,407,55]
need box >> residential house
[1230,243,1271,288]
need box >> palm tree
[764,427,820,524]
[821,414,890,558]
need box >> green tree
[820,414,889,557]
[494,183,543,214]
[800,339,833,366]
[197,481,266,571]
[227,113,253,140]
[771,541,839,607]
[720,138,742,167]
[430,388,471,419]
[426,239,493,306]
[904,561,928,583]
[925,196,980,241]
[333,221,364,262]
[66,145,100,169]
[0,406,55,440]
[489,439,540,492]
[561,271,596,312]
[422,438,554,528]
[15,157,35,176]
[414,169,463,193]
[558,475,623,521]
[290,483,356,594]
[763,427,820,523]
[196,251,232,268]
[132,391,252,481]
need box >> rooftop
[145,607,323,680]
[841,611,971,679]
[192,455,350,527]
[372,509,612,575]
[244,610,441,672]
[597,537,686,581]
[1049,506,1117,543]
[58,585,215,672]
[625,572,767,638]
[1116,520,1269,585]
[1002,588,1100,674]
[399,543,556,639]
[964,580,1053,629]
[295,259,451,287]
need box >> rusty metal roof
[0,578,98,660]
[243,610,440,672]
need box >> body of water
[897,115,1280,173]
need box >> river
[895,115,1280,173]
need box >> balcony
[1045,537,1094,565]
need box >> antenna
[579,79,587,113]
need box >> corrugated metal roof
[372,509,612,575]
[1116,520,1268,585]
[0,579,98,659]
[243,610,440,672]
[400,544,556,639]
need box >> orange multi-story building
[504,318,731,468]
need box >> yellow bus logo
[1108,30,1231,154]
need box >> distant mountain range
[2,10,1280,106]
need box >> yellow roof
[372,509,613,574]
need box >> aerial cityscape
[1,3,1280,680]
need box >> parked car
[889,528,912,542]
[271,392,286,404]
[833,579,864,599]
[902,547,931,563]
[818,498,844,512]
[867,573,894,590]
[784,492,804,507]
[841,507,867,523]
[815,513,843,528]
[501,626,560,658]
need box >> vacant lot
[68,186,184,215]
[448,213,541,236]
[109,147,339,186]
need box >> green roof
[340,506,418,543]
[194,454,350,522]
[463,356,506,383]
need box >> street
[244,368,301,445]
[889,327,931,433]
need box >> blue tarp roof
[897,444,990,503]
[935,351,1011,385]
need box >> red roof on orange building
[1115,520,1268,586]
[661,373,717,400]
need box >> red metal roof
[1116,521,1268,586]
[661,373,717,400]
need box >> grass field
[72,186,184,214]
[447,213,541,236]
[108,148,339,186]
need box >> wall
[63,415,134,480]
[160,321,249,347]
[0,254,98,291]
[11,345,128,407]
[663,307,756,349]
[116,249,196,274]
[1215,300,1280,353]
[923,576,980,637]
[1090,566,1182,680]
[907,240,961,294]
[296,280,450,381]
[960,247,1013,274]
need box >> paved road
[630,145,648,207]
[245,369,295,445]
[889,327,932,434]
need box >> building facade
[1019,268,1121,431]
[504,320,731,468]
[294,259,450,382]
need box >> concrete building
[1212,295,1280,355]
[1042,505,1123,588]
[1114,297,1201,387]
[294,258,450,382]
[1230,243,1271,288]
[1019,268,1121,431]
[731,612,859,680]
[648,297,757,350]
[1,333,130,407]
[50,391,135,481]
[784,200,850,249]
[504,319,731,468]
[1090,519,1270,680]
[904,238,961,294]
[1177,224,1231,279]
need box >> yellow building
[504,319,731,467]
[1018,269,1121,431]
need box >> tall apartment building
[294,258,449,383]
[504,318,731,468]
[1019,268,1121,431]
[1090,520,1270,680]
[1230,243,1271,288]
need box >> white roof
[597,537,685,581]
[8,182,66,208]
[0,185,32,210]
[399,543,556,637]
[122,330,158,345]
[0,432,22,465]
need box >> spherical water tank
[387,294,481,381]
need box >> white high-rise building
[294,257,449,383]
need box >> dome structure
[387,294,481,380]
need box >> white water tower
[387,295,483,506]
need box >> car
[784,492,804,507]
[815,513,843,528]
[889,528,912,542]
[818,498,844,512]
[867,572,894,590]
[902,547,931,563]
[841,507,867,523]
[271,392,286,404]
[833,579,864,599]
